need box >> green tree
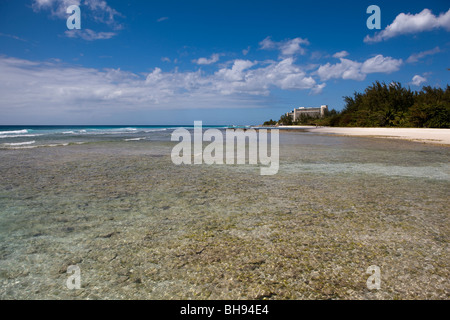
[278,114,293,125]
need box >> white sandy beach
[276,126,450,145]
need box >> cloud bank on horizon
[0,1,448,124]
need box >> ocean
[0,125,236,149]
[0,126,448,299]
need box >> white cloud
[157,17,169,22]
[280,38,310,56]
[361,55,403,74]
[332,51,349,58]
[259,37,276,50]
[365,9,450,43]
[215,60,256,82]
[0,33,27,42]
[411,75,427,86]
[84,0,123,29]
[406,46,441,63]
[33,0,80,18]
[192,54,220,65]
[311,83,326,95]
[310,51,326,60]
[213,58,323,95]
[32,0,123,36]
[317,55,402,81]
[259,37,309,56]
[317,58,365,81]
[65,29,116,40]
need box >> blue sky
[0,0,449,125]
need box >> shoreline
[264,126,450,146]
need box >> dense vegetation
[266,82,450,128]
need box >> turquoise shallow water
[0,130,448,299]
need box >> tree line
[264,82,450,128]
